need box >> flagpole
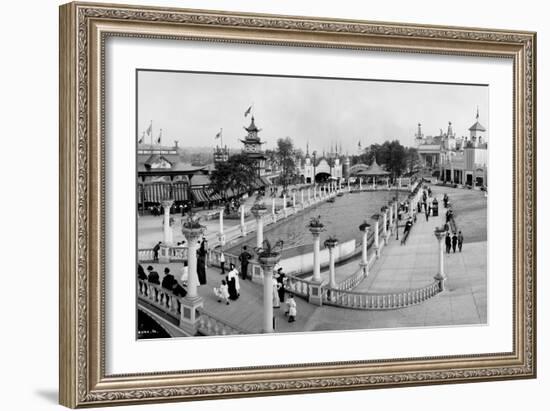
[150,120,153,149]
[220,128,223,149]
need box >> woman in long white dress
[272,273,281,308]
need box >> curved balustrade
[336,268,365,291]
[137,280,181,318]
[196,309,247,336]
[285,275,316,298]
[321,281,441,310]
[137,279,246,335]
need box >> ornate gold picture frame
[59,2,536,408]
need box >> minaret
[415,123,424,146]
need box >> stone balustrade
[196,309,247,336]
[321,281,441,310]
[285,275,316,299]
[137,279,246,336]
[138,249,155,262]
[336,267,365,291]
[137,280,181,319]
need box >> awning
[142,183,171,203]
[172,182,188,202]
[206,188,222,201]
[191,188,210,203]
[139,182,188,203]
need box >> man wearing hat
[147,265,160,285]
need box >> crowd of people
[214,248,297,323]
[139,238,299,326]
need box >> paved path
[141,185,487,334]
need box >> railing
[197,309,248,336]
[137,280,181,318]
[336,267,365,291]
[138,246,187,262]
[169,246,187,261]
[285,275,316,298]
[137,279,247,335]
[321,280,441,310]
[138,249,155,262]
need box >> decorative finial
[476,106,480,119]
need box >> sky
[137,70,489,153]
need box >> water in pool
[228,190,396,257]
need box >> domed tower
[468,107,486,147]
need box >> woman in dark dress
[226,264,239,300]
[276,267,286,304]
[197,240,207,285]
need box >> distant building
[415,108,488,187]
[298,144,344,183]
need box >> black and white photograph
[135,70,488,339]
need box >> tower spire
[476,106,480,120]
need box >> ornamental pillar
[257,255,280,333]
[159,199,174,263]
[180,226,205,334]
[326,240,338,289]
[434,229,447,291]
[240,205,246,236]
[373,216,380,258]
[252,207,267,249]
[161,199,174,244]
[359,223,370,276]
[382,210,388,244]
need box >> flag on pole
[146,122,152,136]
[215,128,222,139]
[244,106,252,117]
[156,129,162,144]
[138,132,144,144]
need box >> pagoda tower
[240,116,267,176]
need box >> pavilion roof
[362,158,390,176]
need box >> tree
[274,137,297,191]
[210,154,257,200]
[405,147,420,174]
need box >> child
[286,294,297,323]
[214,279,230,305]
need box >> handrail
[196,308,248,336]
[336,267,365,291]
[321,280,441,310]
[136,280,247,336]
